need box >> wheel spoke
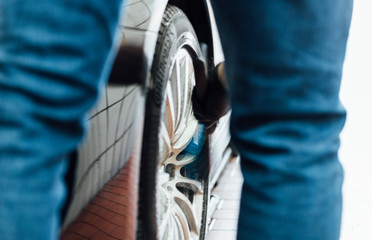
[173,202,192,240]
[159,121,172,162]
[180,52,189,127]
[171,56,182,129]
[183,53,194,121]
[166,81,175,134]
[173,115,198,151]
[167,152,195,166]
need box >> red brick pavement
[60,154,140,240]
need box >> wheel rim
[157,47,204,240]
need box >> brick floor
[60,151,140,240]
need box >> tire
[138,5,208,240]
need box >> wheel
[138,5,209,240]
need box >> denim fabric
[0,0,123,239]
[211,0,353,239]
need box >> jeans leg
[211,0,353,239]
[0,0,123,239]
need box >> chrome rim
[157,48,204,240]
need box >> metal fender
[109,0,225,89]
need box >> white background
[339,0,372,239]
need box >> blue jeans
[0,0,123,239]
[211,0,352,239]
